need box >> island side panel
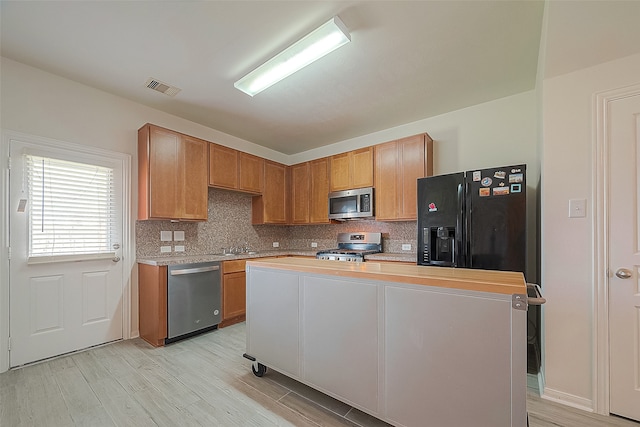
[384,286,515,427]
[511,298,528,426]
[302,276,379,414]
[246,267,301,378]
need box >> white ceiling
[1,1,639,155]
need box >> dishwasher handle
[170,265,220,276]
[526,283,546,306]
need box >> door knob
[615,268,633,279]
[112,256,121,263]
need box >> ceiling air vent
[145,78,181,97]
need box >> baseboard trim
[541,386,594,412]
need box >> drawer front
[223,259,247,274]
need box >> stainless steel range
[316,232,382,262]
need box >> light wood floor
[1,322,637,427]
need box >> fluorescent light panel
[234,16,351,96]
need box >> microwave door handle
[356,194,361,213]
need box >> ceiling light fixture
[234,16,351,97]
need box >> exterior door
[609,93,640,421]
[9,138,124,367]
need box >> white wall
[291,91,539,175]
[541,52,640,409]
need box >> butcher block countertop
[247,257,526,295]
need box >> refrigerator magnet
[494,171,506,179]
[511,184,522,193]
[481,177,492,186]
[473,171,481,181]
[493,187,510,196]
[479,188,490,197]
[509,173,523,183]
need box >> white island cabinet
[245,258,528,427]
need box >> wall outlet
[174,245,185,252]
[160,245,172,253]
[273,242,280,248]
[311,242,318,248]
[160,231,172,242]
[173,231,185,241]
[402,243,412,251]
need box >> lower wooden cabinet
[138,263,168,347]
[221,259,247,327]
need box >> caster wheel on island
[252,362,268,377]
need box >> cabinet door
[329,152,351,192]
[374,134,433,221]
[374,141,399,221]
[180,135,208,220]
[303,276,379,412]
[397,134,427,220]
[290,162,310,224]
[252,160,288,224]
[239,152,264,194]
[350,147,374,189]
[209,143,238,190]
[264,161,288,223]
[148,126,181,219]
[223,271,246,320]
[309,158,330,223]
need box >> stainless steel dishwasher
[167,261,221,343]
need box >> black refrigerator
[417,164,526,275]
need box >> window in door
[25,154,117,263]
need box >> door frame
[593,83,640,415]
[0,130,133,373]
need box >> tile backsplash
[136,188,417,258]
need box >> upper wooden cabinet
[252,160,289,224]
[290,157,331,225]
[239,152,264,194]
[290,162,310,224]
[209,143,264,194]
[329,147,374,192]
[309,158,331,223]
[374,133,433,221]
[138,124,208,221]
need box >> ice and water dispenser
[422,226,457,266]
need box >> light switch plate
[402,244,412,251]
[160,231,172,241]
[160,245,172,253]
[273,242,280,248]
[174,231,185,241]
[311,242,318,248]
[569,198,587,218]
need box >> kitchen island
[245,257,528,427]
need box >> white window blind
[26,154,116,260]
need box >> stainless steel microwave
[328,187,374,220]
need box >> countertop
[137,250,417,266]
[246,257,527,295]
[136,250,317,266]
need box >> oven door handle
[170,265,220,276]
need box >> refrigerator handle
[457,182,465,267]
